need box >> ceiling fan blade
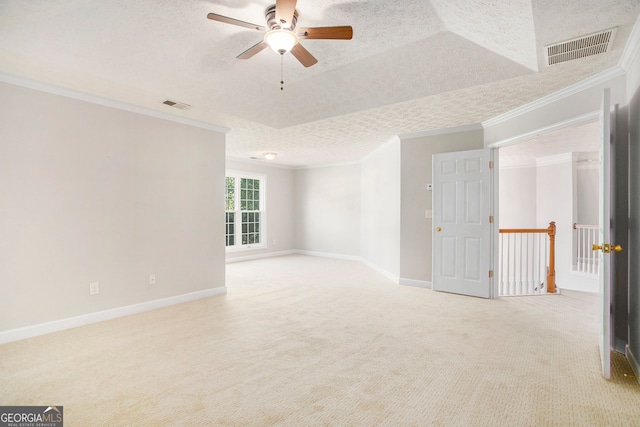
[298,26,353,40]
[207,13,266,31]
[237,41,269,59]
[275,0,297,28]
[291,43,318,67]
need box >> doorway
[497,119,600,294]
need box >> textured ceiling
[0,0,638,167]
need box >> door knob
[436,227,442,232]
[592,243,623,253]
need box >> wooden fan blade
[275,0,297,28]
[207,13,266,31]
[291,43,318,67]
[237,41,269,59]
[298,26,353,40]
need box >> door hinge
[489,215,494,223]
[489,161,494,169]
[489,270,494,278]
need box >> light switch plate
[89,282,100,295]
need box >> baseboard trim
[0,287,227,345]
[294,250,400,284]
[293,250,362,262]
[359,258,400,284]
[399,278,432,289]
[226,250,295,263]
[626,345,640,385]
[614,338,627,354]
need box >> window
[225,172,265,250]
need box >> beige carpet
[1,254,639,426]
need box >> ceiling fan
[207,0,353,68]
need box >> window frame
[225,170,267,252]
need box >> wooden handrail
[500,228,551,233]
[499,222,556,294]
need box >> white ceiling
[1,0,638,167]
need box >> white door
[432,149,495,298]
[596,88,614,379]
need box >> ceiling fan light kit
[264,29,299,54]
[207,0,353,68]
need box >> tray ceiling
[0,0,638,166]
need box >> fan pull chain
[280,53,284,91]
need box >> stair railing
[498,222,556,296]
[573,223,599,275]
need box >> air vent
[545,28,616,66]
[162,99,191,110]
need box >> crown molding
[536,152,573,167]
[487,111,599,149]
[226,156,296,170]
[292,159,363,170]
[398,123,483,140]
[619,15,640,71]
[498,160,537,170]
[576,161,599,170]
[482,66,625,129]
[0,72,230,134]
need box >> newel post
[547,221,556,293]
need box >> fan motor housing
[265,4,298,30]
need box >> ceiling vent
[545,28,616,66]
[162,99,191,110]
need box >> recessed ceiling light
[263,152,277,160]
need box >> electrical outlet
[89,282,100,295]
[149,274,156,285]
[273,239,277,246]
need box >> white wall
[293,164,361,257]
[225,160,295,261]
[499,166,537,228]
[290,140,401,279]
[534,155,593,291]
[0,82,226,333]
[576,165,599,225]
[361,140,401,278]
